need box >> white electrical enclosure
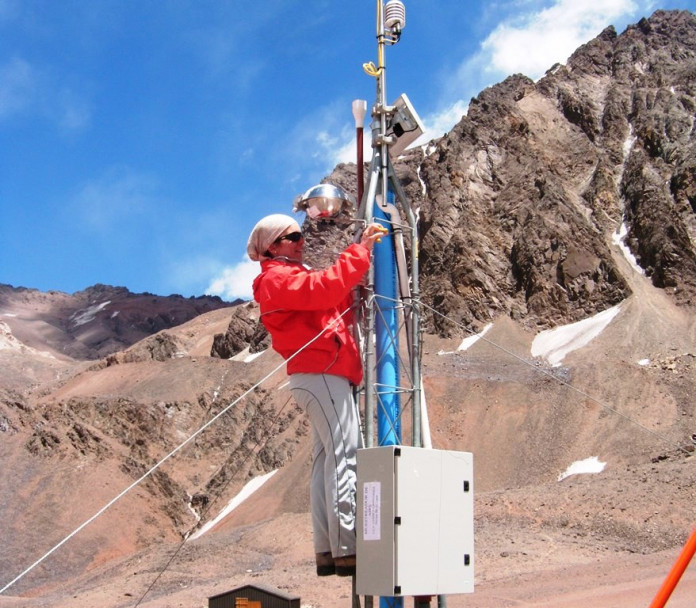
[356,446,474,597]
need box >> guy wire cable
[420,300,693,457]
[0,305,355,596]
[4,299,688,596]
[133,392,296,608]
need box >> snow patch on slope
[558,456,606,481]
[188,469,277,540]
[531,305,621,367]
[612,223,644,275]
[70,301,111,327]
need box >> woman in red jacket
[247,213,384,577]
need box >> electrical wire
[363,61,382,78]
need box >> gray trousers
[289,373,358,558]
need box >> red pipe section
[352,99,366,208]
[357,125,364,206]
[649,526,696,608]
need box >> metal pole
[362,150,381,449]
[376,5,404,608]
[357,1,431,606]
[386,161,421,447]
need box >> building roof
[209,582,301,601]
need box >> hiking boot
[315,552,335,577]
[334,554,356,577]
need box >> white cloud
[426,0,644,141]
[162,254,222,296]
[0,55,91,130]
[206,255,260,301]
[0,57,36,119]
[313,121,360,170]
[266,0,645,189]
[281,100,361,181]
[315,129,345,162]
[73,166,160,232]
[482,0,638,79]
[417,100,470,146]
[56,87,92,131]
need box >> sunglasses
[274,231,303,244]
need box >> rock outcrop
[0,11,695,605]
[0,283,239,359]
[210,302,271,358]
[319,10,696,335]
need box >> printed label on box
[363,481,381,541]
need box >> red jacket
[252,243,370,385]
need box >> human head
[246,214,302,261]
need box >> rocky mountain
[0,10,695,608]
[0,283,239,361]
[317,9,696,338]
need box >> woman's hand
[359,223,389,251]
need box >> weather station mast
[295,2,474,607]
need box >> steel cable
[420,300,692,456]
[0,306,354,596]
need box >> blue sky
[1,0,694,300]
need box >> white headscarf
[246,214,301,261]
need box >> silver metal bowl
[293,183,355,219]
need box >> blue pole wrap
[375,193,403,608]
[374,199,401,447]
